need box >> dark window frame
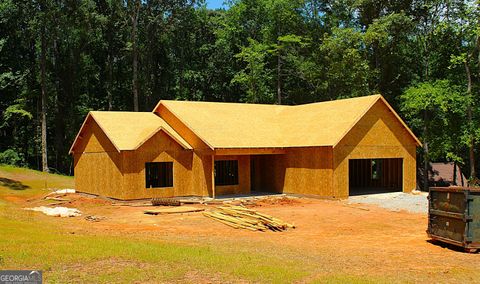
[215,160,239,186]
[145,162,173,188]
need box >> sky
[206,0,228,9]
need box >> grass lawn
[0,166,318,283]
[0,216,310,283]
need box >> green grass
[0,165,74,198]
[0,212,308,283]
[0,165,310,283]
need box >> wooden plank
[214,148,286,156]
[144,206,204,215]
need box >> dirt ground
[10,191,479,282]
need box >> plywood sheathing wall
[74,119,214,200]
[156,103,216,198]
[122,131,215,199]
[73,120,124,198]
[214,155,251,195]
[122,130,192,199]
[253,147,334,196]
[333,100,417,198]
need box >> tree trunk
[40,23,49,173]
[453,161,457,186]
[53,37,62,172]
[107,53,113,111]
[423,110,429,192]
[422,36,429,192]
[465,61,476,182]
[277,51,282,105]
[131,0,140,112]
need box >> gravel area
[348,192,429,214]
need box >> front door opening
[349,158,403,196]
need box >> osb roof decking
[69,111,191,153]
[157,95,421,149]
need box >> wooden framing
[214,148,286,156]
[348,158,403,191]
[71,95,419,200]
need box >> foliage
[401,80,468,161]
[0,149,26,167]
[0,0,479,177]
[232,38,274,103]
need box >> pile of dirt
[67,195,112,207]
[251,196,302,207]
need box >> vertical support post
[212,155,216,199]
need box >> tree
[36,0,52,172]
[446,0,480,183]
[401,80,468,190]
[232,38,274,103]
[318,27,371,100]
[128,0,141,111]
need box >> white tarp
[49,189,76,195]
[28,206,82,217]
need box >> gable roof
[155,95,421,149]
[69,111,192,154]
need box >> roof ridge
[159,94,382,108]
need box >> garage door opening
[349,158,403,196]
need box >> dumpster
[427,187,480,253]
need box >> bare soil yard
[1,166,479,283]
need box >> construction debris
[41,188,76,200]
[144,206,204,215]
[112,202,151,207]
[45,197,71,202]
[151,197,181,206]
[55,188,75,194]
[49,189,75,195]
[28,206,82,217]
[85,215,106,222]
[203,205,295,232]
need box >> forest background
[0,0,479,188]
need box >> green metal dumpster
[427,187,480,253]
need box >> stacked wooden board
[203,205,295,232]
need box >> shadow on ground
[0,177,30,190]
[426,239,479,254]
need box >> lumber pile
[203,205,295,232]
[151,197,181,206]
